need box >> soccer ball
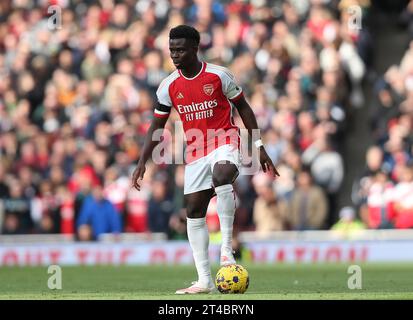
[215,264,249,294]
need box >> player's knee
[213,163,238,187]
[212,174,232,187]
[212,172,234,187]
[186,203,204,219]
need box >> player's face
[169,38,197,70]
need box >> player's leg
[212,161,239,265]
[176,188,215,294]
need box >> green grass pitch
[0,263,412,300]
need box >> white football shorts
[184,144,241,195]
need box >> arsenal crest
[203,84,214,96]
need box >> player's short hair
[169,25,200,46]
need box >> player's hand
[132,160,146,191]
[259,148,280,178]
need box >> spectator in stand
[169,208,187,240]
[147,171,174,234]
[252,172,288,233]
[392,164,413,229]
[2,180,32,234]
[171,165,185,215]
[169,165,187,240]
[302,132,344,224]
[360,170,395,229]
[352,145,386,211]
[233,174,257,231]
[331,206,366,236]
[0,164,7,232]
[103,165,129,217]
[0,163,9,199]
[56,186,75,235]
[18,165,38,199]
[370,66,404,141]
[288,169,328,230]
[76,184,122,241]
[125,162,155,233]
[30,180,61,234]
[0,164,9,231]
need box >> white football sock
[215,184,236,255]
[186,217,213,287]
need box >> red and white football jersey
[154,62,243,163]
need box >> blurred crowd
[349,0,413,231]
[0,0,378,240]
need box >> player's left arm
[233,96,280,178]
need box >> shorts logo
[203,84,214,96]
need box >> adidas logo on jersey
[177,92,184,99]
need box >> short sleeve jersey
[154,62,243,163]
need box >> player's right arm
[132,105,170,191]
[214,65,279,178]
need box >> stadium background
[1,0,413,299]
